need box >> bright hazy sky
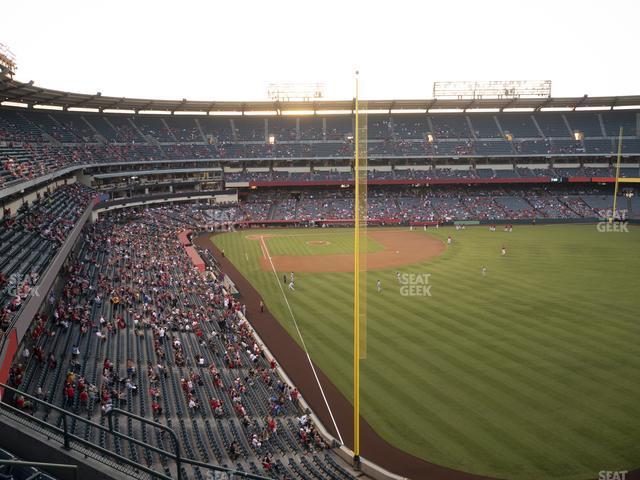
[3,0,639,102]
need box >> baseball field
[210,225,640,480]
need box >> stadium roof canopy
[1,78,640,114]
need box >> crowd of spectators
[1,183,94,331]
[221,185,625,224]
[224,166,626,184]
[9,206,342,478]
[1,106,638,189]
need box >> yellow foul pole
[353,71,361,466]
[611,127,623,222]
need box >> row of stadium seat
[9,206,356,479]
[225,166,640,183]
[1,108,637,143]
[224,185,638,222]
[0,183,93,331]
[2,141,638,188]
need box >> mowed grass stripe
[322,231,632,434]
[312,280,628,470]
[414,288,640,396]
[232,227,640,474]
[382,276,635,436]
[284,279,354,380]
[425,264,640,359]
[262,271,356,385]
[380,296,640,446]
[212,226,640,480]
[360,298,636,456]
[365,320,568,456]
[361,353,599,474]
[372,228,636,476]
[361,356,521,468]
[365,340,632,474]
[363,309,636,468]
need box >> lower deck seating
[228,185,624,223]
[9,207,355,480]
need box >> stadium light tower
[0,42,17,78]
[433,80,552,99]
[267,82,325,102]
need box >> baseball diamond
[210,225,640,480]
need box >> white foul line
[260,235,344,444]
[259,236,268,259]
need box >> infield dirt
[252,230,445,272]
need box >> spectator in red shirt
[65,385,75,406]
[79,389,89,407]
[151,401,162,418]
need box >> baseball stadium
[0,3,639,480]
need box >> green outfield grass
[212,225,640,480]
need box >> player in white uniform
[376,280,382,293]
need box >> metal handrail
[0,383,271,480]
[0,399,168,480]
[0,459,78,480]
[106,408,182,480]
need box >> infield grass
[212,225,640,480]
[263,230,385,256]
